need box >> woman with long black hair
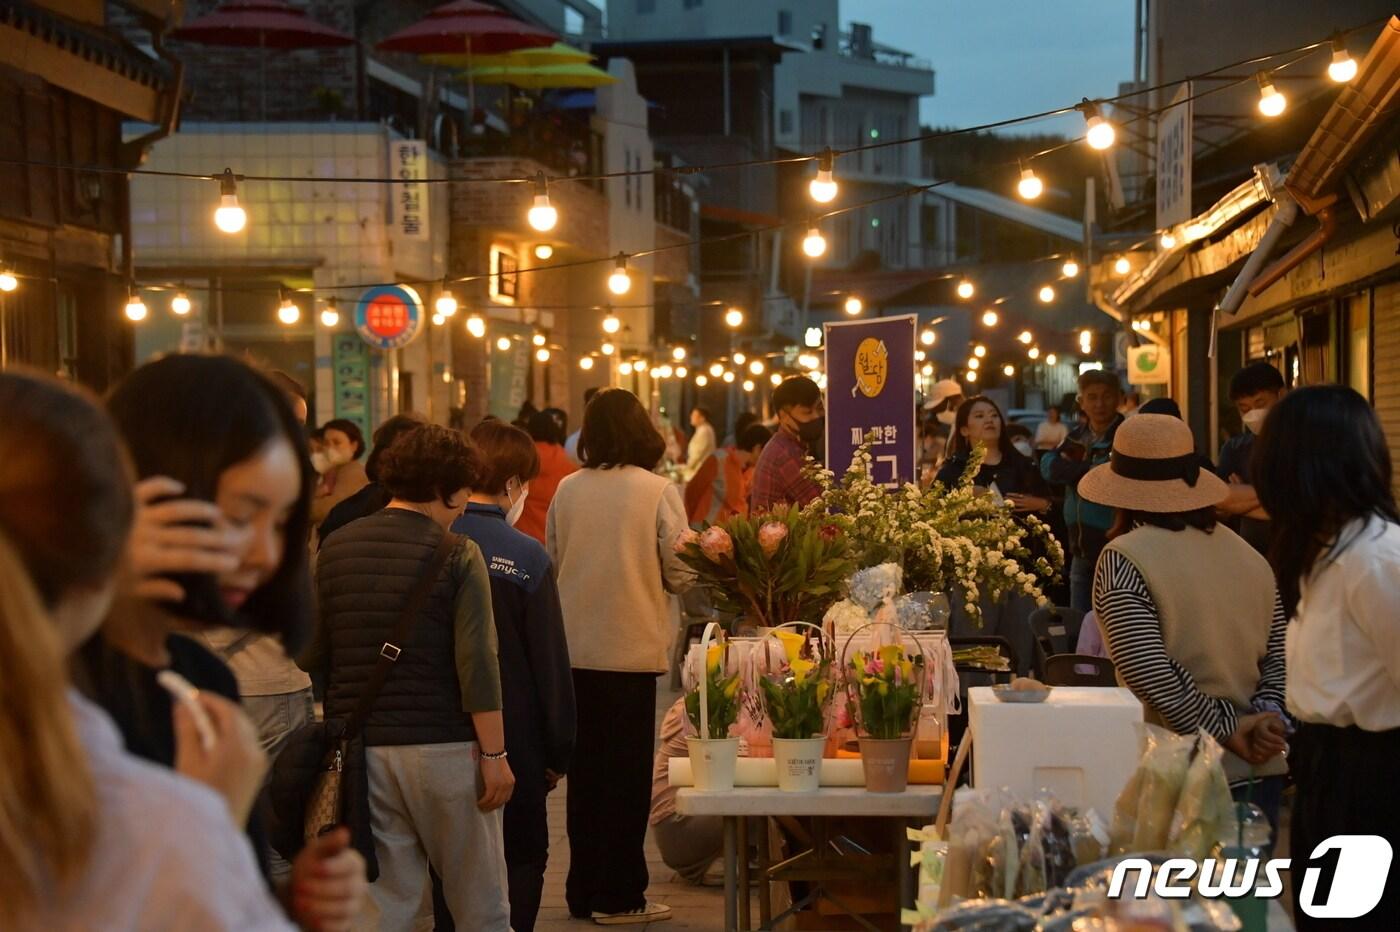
[1254,386,1400,929]
[936,395,1051,513]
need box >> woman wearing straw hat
[1078,414,1289,826]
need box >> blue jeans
[1070,554,1095,614]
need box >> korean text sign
[824,314,917,487]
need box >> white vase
[686,737,740,792]
[771,736,826,792]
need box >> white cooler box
[967,686,1142,818]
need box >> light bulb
[320,300,341,328]
[920,328,935,346]
[672,345,687,361]
[213,169,247,234]
[742,379,755,393]
[967,357,980,370]
[1028,346,1040,360]
[696,374,709,387]
[532,332,546,347]
[770,372,782,386]
[956,279,975,300]
[1003,364,1016,377]
[431,313,444,326]
[722,370,736,384]
[1038,285,1055,303]
[1016,167,1043,201]
[1329,41,1357,83]
[966,370,978,383]
[534,243,554,260]
[0,268,16,292]
[659,364,674,378]
[809,149,838,203]
[921,363,933,376]
[709,362,723,378]
[1046,353,1057,366]
[733,351,747,365]
[676,366,687,378]
[535,347,551,363]
[748,359,765,375]
[801,226,827,258]
[1257,73,1286,117]
[724,307,744,328]
[1018,329,1033,344]
[601,313,621,334]
[1114,256,1131,276]
[1062,259,1080,278]
[607,254,631,295]
[124,292,148,322]
[601,341,615,356]
[619,361,634,375]
[649,367,661,379]
[277,296,300,325]
[577,355,594,371]
[526,171,558,232]
[496,336,512,351]
[973,344,987,358]
[982,309,999,327]
[435,290,458,317]
[170,291,192,316]
[1159,231,1177,249]
[466,314,486,338]
[915,349,927,362]
[1082,103,1116,150]
[844,295,863,315]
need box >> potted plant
[846,643,925,792]
[756,629,832,792]
[683,627,742,792]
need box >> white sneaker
[592,901,673,925]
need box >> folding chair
[1042,653,1118,687]
[1028,606,1086,679]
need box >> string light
[724,306,744,328]
[742,379,755,393]
[1114,256,1132,275]
[770,372,782,386]
[801,225,827,258]
[1046,353,1057,366]
[696,373,709,387]
[1003,363,1016,377]
[973,344,987,358]
[213,168,247,233]
[676,365,688,378]
[0,266,16,292]
[607,254,631,295]
[659,364,674,378]
[981,309,999,327]
[1329,35,1358,83]
[921,363,933,376]
[277,293,300,325]
[534,243,554,260]
[748,359,765,375]
[1028,346,1041,360]
[920,328,935,346]
[1038,285,1055,303]
[1018,329,1034,344]
[435,286,458,318]
[722,370,736,383]
[532,332,546,347]
[123,288,148,322]
[1016,166,1043,201]
[955,279,975,300]
[798,352,820,370]
[526,171,558,232]
[619,361,634,375]
[966,369,978,383]
[496,336,512,351]
[466,313,486,338]
[170,291,192,316]
[1080,101,1116,150]
[320,298,341,328]
[602,312,621,334]
[1062,258,1080,278]
[915,349,927,362]
[844,295,863,315]
[1159,230,1177,249]
[431,313,444,326]
[1256,72,1286,117]
[601,341,615,355]
[535,347,551,363]
[809,148,838,203]
[733,351,747,365]
[672,345,688,362]
[708,362,723,377]
[967,357,980,370]
[578,355,594,370]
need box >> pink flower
[836,706,854,730]
[673,528,700,554]
[758,522,788,557]
[699,525,734,563]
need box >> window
[779,109,794,135]
[777,10,792,35]
[637,0,656,12]
[812,23,827,50]
[489,245,518,304]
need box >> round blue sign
[355,284,425,350]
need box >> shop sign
[823,314,917,487]
[1127,344,1170,385]
[392,139,428,241]
[488,319,535,420]
[331,331,373,440]
[1155,82,1193,229]
[355,284,425,350]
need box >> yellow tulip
[817,681,831,703]
[791,658,815,685]
[775,630,805,664]
[879,644,903,671]
[706,644,723,672]
[900,659,915,682]
[723,677,740,698]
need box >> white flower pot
[771,736,826,792]
[686,737,740,792]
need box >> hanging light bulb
[1328,35,1358,83]
[1028,346,1041,360]
[431,313,444,326]
[920,328,935,346]
[578,355,594,371]
[915,349,927,362]
[619,361,634,375]
[213,168,247,234]
[435,286,458,318]
[1016,165,1044,201]
[1256,72,1286,117]
[320,298,341,328]
[967,357,980,370]
[534,243,554,260]
[535,346,551,363]
[496,336,512,351]
[466,313,486,338]
[532,332,546,347]
[808,148,838,203]
[600,312,622,336]
[1062,258,1080,278]
[1038,285,1056,304]
[170,291,192,316]
[770,372,783,387]
[844,295,863,315]
[123,288,148,322]
[973,344,987,358]
[1003,363,1016,377]
[1018,329,1033,344]
[748,358,765,376]
[1046,353,1058,366]
[659,364,674,378]
[981,309,999,327]
[672,345,687,362]
[526,171,558,232]
[676,365,688,378]
[277,293,300,325]
[696,373,709,387]
[648,366,661,379]
[607,254,632,295]
[1159,230,1178,249]
[708,361,724,378]
[1114,255,1132,276]
[801,224,827,258]
[921,363,934,377]
[966,369,978,383]
[1080,101,1116,150]
[742,379,755,393]
[724,306,744,328]
[733,351,747,365]
[0,266,17,292]
[956,279,975,300]
[600,341,615,356]
[722,370,736,384]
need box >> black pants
[504,768,550,931]
[566,669,657,917]
[1290,722,1400,930]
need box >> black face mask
[796,415,826,461]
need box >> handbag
[272,532,459,869]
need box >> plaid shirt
[748,429,822,514]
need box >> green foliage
[758,661,833,739]
[684,663,742,738]
[847,645,925,739]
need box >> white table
[675,786,943,931]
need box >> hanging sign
[488,319,535,421]
[392,139,429,241]
[823,314,917,488]
[332,331,373,439]
[1128,344,1171,385]
[355,284,425,350]
[1155,82,1193,229]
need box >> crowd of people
[1,351,1397,929]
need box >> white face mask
[936,410,956,426]
[1242,408,1268,434]
[1012,438,1034,458]
[309,450,332,474]
[324,445,353,467]
[505,481,529,527]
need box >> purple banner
[824,314,918,487]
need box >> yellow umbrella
[423,40,591,69]
[457,61,618,89]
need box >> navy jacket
[453,503,576,776]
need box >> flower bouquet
[755,627,833,792]
[682,626,743,791]
[844,641,925,793]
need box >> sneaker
[592,901,673,925]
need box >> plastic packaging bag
[1109,728,1194,853]
[1169,730,1237,860]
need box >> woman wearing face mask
[311,418,369,531]
[453,419,576,932]
[308,424,513,930]
[0,369,305,930]
[936,396,1051,513]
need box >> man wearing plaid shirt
[748,376,825,513]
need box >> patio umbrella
[172,0,355,119]
[422,40,593,70]
[458,61,617,90]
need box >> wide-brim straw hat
[1078,413,1228,513]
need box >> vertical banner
[488,319,535,420]
[332,331,373,440]
[1155,82,1193,230]
[392,139,428,241]
[824,314,918,487]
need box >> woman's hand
[1224,712,1285,766]
[289,828,367,932]
[1006,494,1051,513]
[477,756,516,812]
[126,477,250,601]
[172,691,268,824]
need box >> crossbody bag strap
[342,532,459,740]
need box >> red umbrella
[376,1,556,56]
[173,1,355,117]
